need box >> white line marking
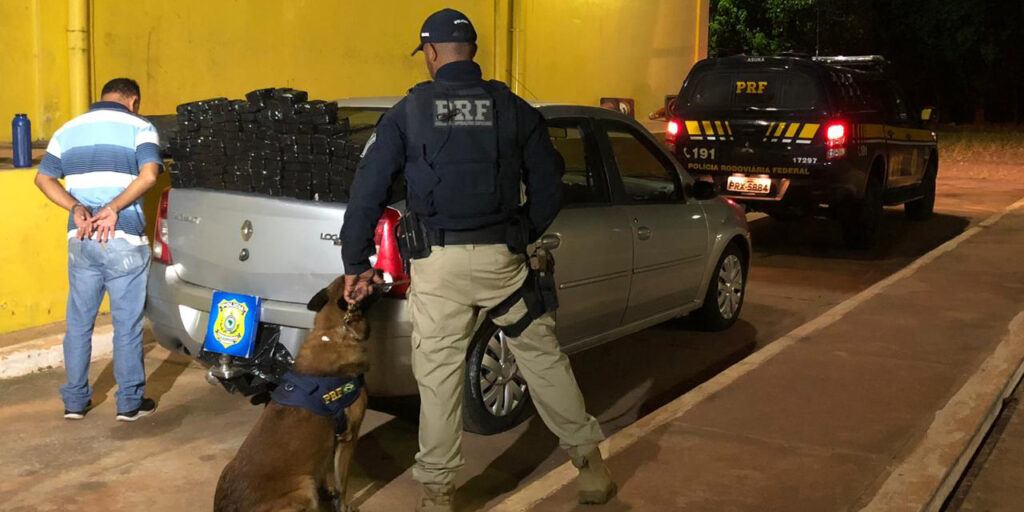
[491,196,1024,512]
[351,481,377,504]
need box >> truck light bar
[811,55,887,69]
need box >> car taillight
[825,121,848,160]
[666,119,682,145]
[373,206,409,298]
[152,187,173,264]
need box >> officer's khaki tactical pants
[408,244,605,486]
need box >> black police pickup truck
[667,55,938,248]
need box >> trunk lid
[165,189,348,303]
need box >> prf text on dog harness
[322,382,358,405]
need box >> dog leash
[342,279,411,333]
[373,279,410,293]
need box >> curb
[860,312,1024,512]
[492,197,1024,511]
[0,324,113,379]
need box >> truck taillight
[373,207,409,298]
[666,119,682,145]
[152,187,173,265]
[825,121,848,160]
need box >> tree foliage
[707,0,1024,123]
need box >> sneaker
[116,398,156,422]
[63,400,92,420]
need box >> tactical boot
[571,448,617,505]
[415,483,454,512]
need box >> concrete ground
[1,172,1022,511]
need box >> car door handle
[636,226,652,240]
[538,234,561,250]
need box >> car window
[683,68,825,111]
[336,107,385,145]
[890,87,912,125]
[831,71,871,113]
[548,119,609,205]
[602,122,681,203]
[875,84,910,125]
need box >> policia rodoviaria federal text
[340,8,617,512]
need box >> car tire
[842,177,884,250]
[462,322,533,435]
[904,161,937,221]
[691,243,747,331]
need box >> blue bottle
[12,114,32,168]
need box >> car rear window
[337,108,386,145]
[682,69,825,111]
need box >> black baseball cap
[411,8,477,56]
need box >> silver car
[146,99,751,434]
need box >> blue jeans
[60,238,151,413]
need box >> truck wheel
[905,162,937,221]
[463,322,532,435]
[691,243,747,331]
[843,177,884,249]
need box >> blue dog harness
[271,371,364,436]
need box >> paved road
[1,175,1022,512]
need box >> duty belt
[430,224,507,246]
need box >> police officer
[340,8,615,511]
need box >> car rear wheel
[843,177,884,249]
[691,244,747,331]
[463,322,532,435]
[905,161,937,220]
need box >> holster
[397,212,432,269]
[533,247,559,312]
[488,247,559,338]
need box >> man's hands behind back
[71,205,93,240]
[91,206,119,243]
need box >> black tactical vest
[404,79,523,231]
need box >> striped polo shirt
[39,101,162,245]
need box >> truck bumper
[145,262,418,396]
[695,163,861,217]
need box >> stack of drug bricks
[167,88,363,202]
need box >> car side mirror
[688,180,718,201]
[921,107,939,126]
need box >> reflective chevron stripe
[683,119,736,141]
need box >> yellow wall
[515,0,707,121]
[0,0,71,142]
[88,0,501,121]
[2,0,706,142]
[0,169,169,333]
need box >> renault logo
[241,220,253,241]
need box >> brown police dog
[214,276,370,512]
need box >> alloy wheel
[716,254,744,319]
[479,331,528,417]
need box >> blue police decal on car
[203,291,262,358]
